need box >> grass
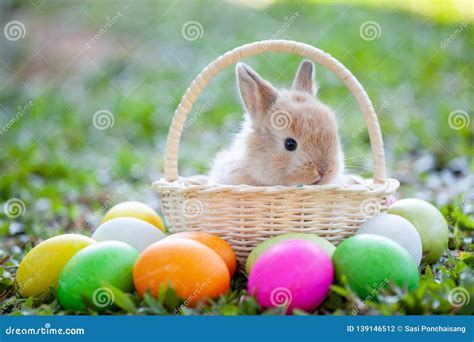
[0,0,473,315]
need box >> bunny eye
[284,138,297,151]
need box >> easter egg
[388,198,449,264]
[16,234,95,298]
[248,240,333,313]
[332,235,419,299]
[102,201,165,232]
[357,213,423,265]
[133,239,230,305]
[165,231,236,276]
[58,241,139,311]
[246,233,335,274]
[386,195,398,207]
[92,217,165,252]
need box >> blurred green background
[0,0,472,241]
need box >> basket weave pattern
[153,40,399,270]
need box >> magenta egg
[248,239,333,313]
[386,195,398,207]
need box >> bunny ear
[236,63,277,123]
[292,60,317,95]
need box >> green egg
[332,234,419,300]
[58,241,139,311]
[246,233,336,274]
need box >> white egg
[357,213,423,265]
[92,217,165,252]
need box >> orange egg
[165,231,236,277]
[133,239,230,306]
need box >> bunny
[209,60,344,186]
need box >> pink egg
[386,195,398,207]
[248,239,333,314]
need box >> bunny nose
[312,175,322,185]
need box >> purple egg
[248,239,333,314]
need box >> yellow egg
[16,234,95,298]
[102,201,165,232]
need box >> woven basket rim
[153,177,399,195]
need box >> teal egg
[58,241,139,311]
[332,235,419,300]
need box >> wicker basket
[153,40,399,271]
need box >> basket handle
[164,40,386,184]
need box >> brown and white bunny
[209,60,344,186]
